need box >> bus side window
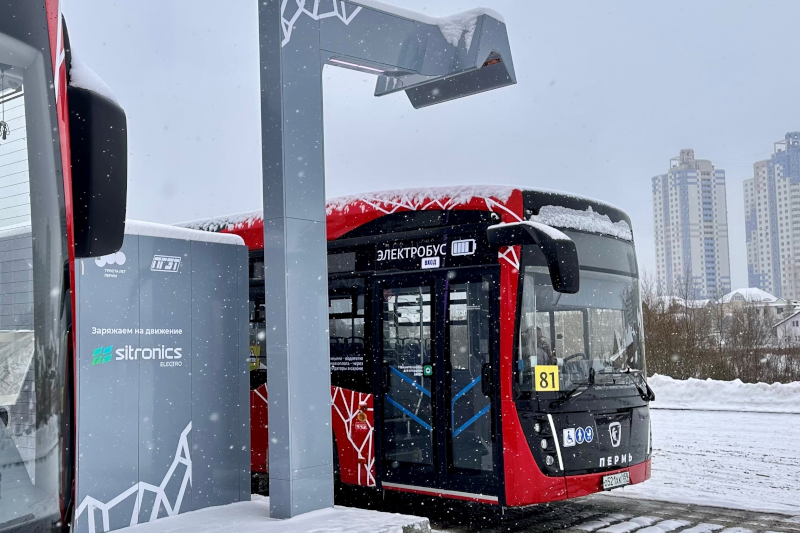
[329,279,369,393]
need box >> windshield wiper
[619,369,655,402]
[550,368,596,408]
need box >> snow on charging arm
[530,205,633,241]
[435,8,503,48]
[69,53,119,105]
[351,1,504,48]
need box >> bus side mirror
[487,222,580,294]
[67,85,127,258]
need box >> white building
[717,287,794,323]
[653,149,732,298]
[774,311,800,345]
[744,132,800,299]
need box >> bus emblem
[451,239,476,256]
[609,422,622,448]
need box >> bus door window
[381,286,434,468]
[447,279,493,473]
[0,30,66,526]
[328,277,368,391]
[249,254,267,374]
[329,293,365,370]
[249,301,267,372]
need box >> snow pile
[352,1,504,49]
[69,53,119,105]
[530,205,633,241]
[123,494,428,533]
[126,220,244,245]
[326,185,515,215]
[176,210,263,233]
[649,374,800,414]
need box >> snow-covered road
[610,409,800,516]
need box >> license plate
[602,471,630,491]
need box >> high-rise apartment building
[652,149,731,298]
[744,132,800,299]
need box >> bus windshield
[517,230,644,395]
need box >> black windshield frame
[512,230,647,408]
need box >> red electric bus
[0,3,127,530]
[185,186,653,507]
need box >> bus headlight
[545,455,555,467]
[533,422,542,434]
[540,438,548,450]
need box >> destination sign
[372,234,493,272]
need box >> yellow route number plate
[534,365,560,392]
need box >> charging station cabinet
[73,221,250,533]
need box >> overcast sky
[66,0,800,289]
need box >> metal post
[257,0,516,518]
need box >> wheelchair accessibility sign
[563,428,576,447]
[564,426,595,447]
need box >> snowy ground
[603,376,800,515]
[427,491,800,532]
[126,376,800,532]
[127,495,429,533]
[608,409,800,516]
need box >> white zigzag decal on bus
[332,387,375,486]
[330,191,524,270]
[498,245,520,270]
[281,0,362,47]
[75,422,192,532]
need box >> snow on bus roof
[176,186,626,231]
[530,205,633,241]
[175,211,263,233]
[325,185,516,214]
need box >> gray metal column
[258,0,517,518]
[259,0,333,519]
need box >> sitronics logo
[92,346,114,365]
[151,255,181,273]
[91,345,184,367]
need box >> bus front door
[375,268,499,500]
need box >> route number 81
[534,365,560,392]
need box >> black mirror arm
[487,221,580,294]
